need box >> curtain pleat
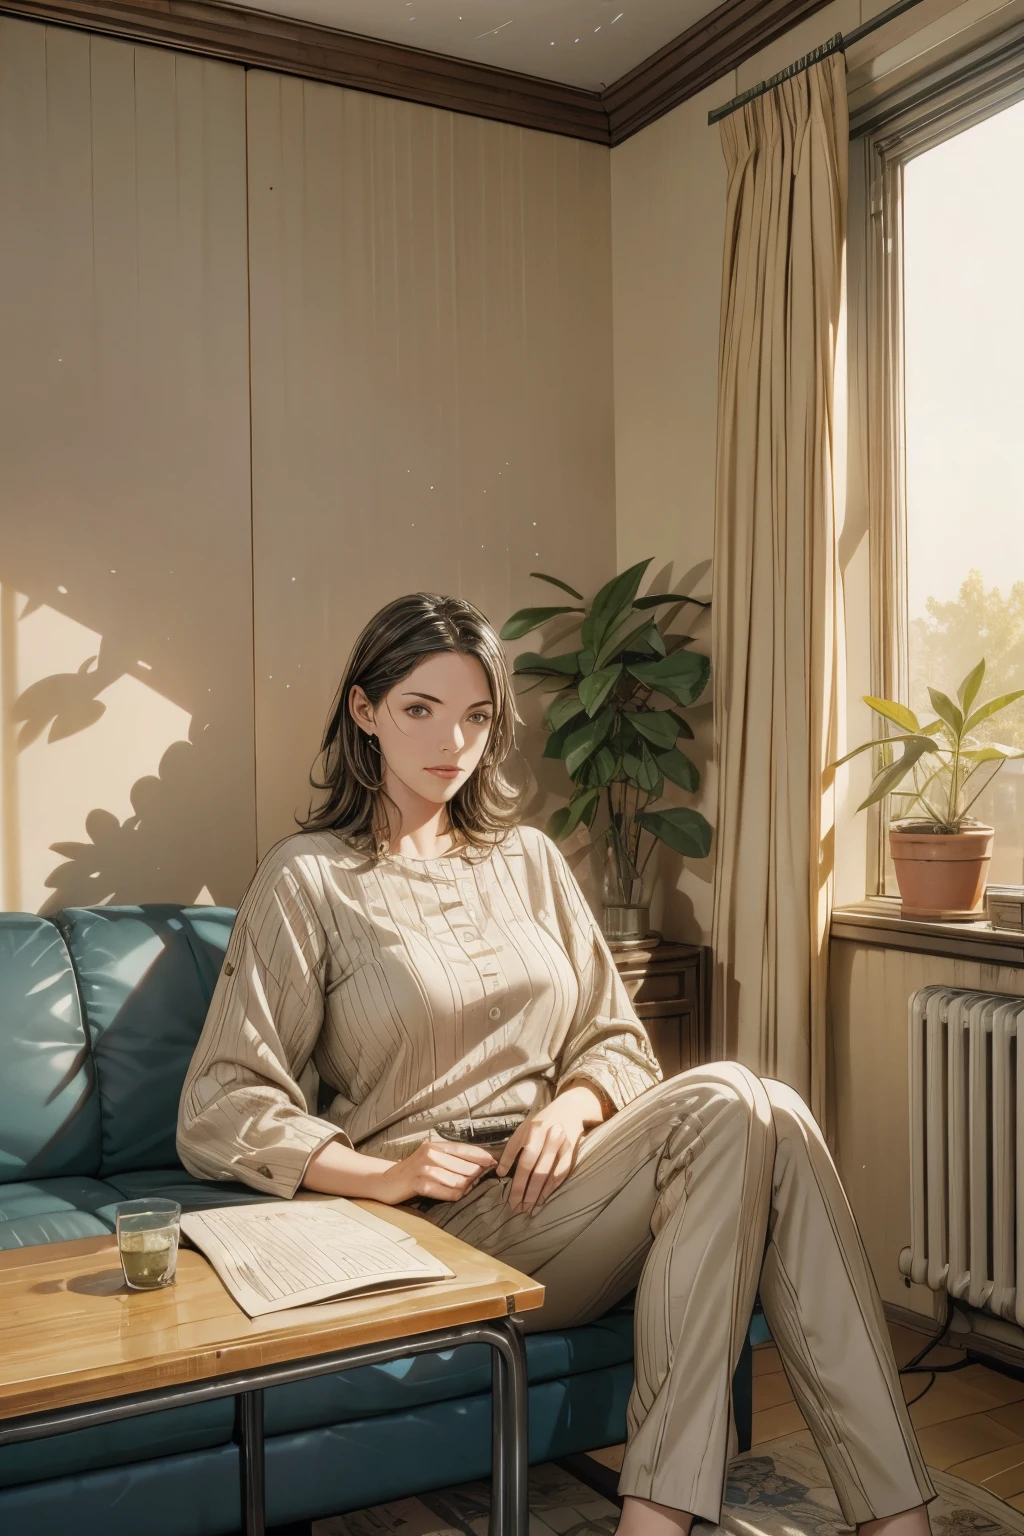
[710,54,848,1125]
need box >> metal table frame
[0,1313,529,1536]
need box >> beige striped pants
[420,1063,936,1526]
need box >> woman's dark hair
[297,593,527,863]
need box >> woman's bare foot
[616,1494,694,1536]
[859,1506,931,1536]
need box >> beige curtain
[710,51,848,1125]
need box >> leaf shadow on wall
[2,564,254,916]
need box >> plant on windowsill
[829,659,1024,921]
[500,557,713,946]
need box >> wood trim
[602,0,838,143]
[831,899,1024,966]
[0,0,610,143]
[0,0,854,147]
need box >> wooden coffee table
[0,1199,544,1536]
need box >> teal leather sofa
[0,905,753,1535]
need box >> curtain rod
[707,0,929,124]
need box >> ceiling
[237,0,722,91]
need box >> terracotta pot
[889,823,994,922]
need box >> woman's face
[350,651,495,807]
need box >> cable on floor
[897,1294,970,1405]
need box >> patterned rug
[312,1432,1024,1536]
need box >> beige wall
[0,20,617,912]
[245,72,616,857]
[0,20,255,914]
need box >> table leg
[489,1317,529,1536]
[238,1388,266,1536]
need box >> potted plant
[501,557,713,944]
[832,659,1024,920]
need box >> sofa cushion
[263,1310,636,1435]
[0,915,101,1181]
[104,1168,276,1211]
[0,1398,235,1491]
[53,907,236,1176]
[0,1177,122,1250]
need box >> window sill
[831,898,1024,965]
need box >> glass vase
[599,834,654,944]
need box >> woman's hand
[303,1136,496,1205]
[496,1083,609,1215]
[370,1141,498,1206]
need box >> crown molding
[0,0,610,142]
[0,0,840,146]
[603,0,834,143]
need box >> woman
[177,592,935,1536]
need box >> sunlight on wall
[0,586,192,913]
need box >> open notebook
[180,1198,455,1318]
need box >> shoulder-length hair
[298,592,527,864]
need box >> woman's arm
[176,847,348,1198]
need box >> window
[903,99,1024,884]
[852,47,1024,895]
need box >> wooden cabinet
[610,939,711,1075]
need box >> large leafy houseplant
[831,658,1024,918]
[501,558,713,938]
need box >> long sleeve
[176,843,350,1199]
[540,832,664,1112]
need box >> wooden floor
[587,1322,1024,1510]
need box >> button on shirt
[176,822,663,1198]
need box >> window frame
[850,26,1024,896]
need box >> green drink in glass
[116,1198,181,1290]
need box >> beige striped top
[176,821,663,1198]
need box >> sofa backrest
[0,915,102,1180]
[0,905,237,1182]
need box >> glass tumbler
[116,1198,181,1290]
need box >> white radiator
[900,985,1024,1321]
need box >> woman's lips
[426,767,460,777]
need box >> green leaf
[588,559,654,655]
[594,616,658,672]
[564,706,616,777]
[638,807,713,859]
[640,623,667,657]
[668,710,695,741]
[579,664,622,716]
[827,733,933,772]
[590,746,618,785]
[627,650,710,707]
[633,592,711,610]
[957,659,986,715]
[627,710,678,751]
[656,747,700,791]
[857,737,938,810]
[863,696,920,733]
[542,713,587,759]
[499,605,584,641]
[635,750,662,793]
[530,571,584,600]
[561,786,600,836]
[545,805,571,840]
[964,690,1024,733]
[576,647,596,677]
[928,688,964,737]
[512,650,580,676]
[545,692,587,733]
[962,743,1024,762]
[621,753,644,786]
